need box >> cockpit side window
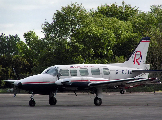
[45,68,58,76]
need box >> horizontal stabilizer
[132,70,162,73]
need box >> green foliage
[150,5,162,25]
[42,3,89,65]
[23,31,49,73]
[0,33,20,56]
[96,2,138,21]
[42,3,88,42]
[0,34,33,87]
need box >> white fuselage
[49,64,140,81]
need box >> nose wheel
[29,98,36,106]
[29,92,36,107]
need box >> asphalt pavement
[0,92,162,120]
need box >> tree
[42,3,88,42]
[23,31,48,73]
[95,2,138,21]
[129,12,157,37]
[150,5,162,25]
[0,33,20,56]
[42,3,89,64]
[0,34,21,87]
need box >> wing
[89,78,147,87]
[55,77,157,90]
[3,80,19,83]
[56,77,154,88]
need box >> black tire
[94,97,102,106]
[120,90,125,94]
[29,99,36,107]
[49,97,57,105]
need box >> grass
[0,88,9,93]
[0,88,28,93]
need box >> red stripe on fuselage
[22,82,55,84]
[90,80,110,82]
[71,80,110,82]
[71,80,89,82]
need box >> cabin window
[91,68,100,75]
[70,69,77,76]
[79,68,89,76]
[103,68,110,75]
[59,69,69,76]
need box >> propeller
[13,81,22,97]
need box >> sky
[0,0,162,42]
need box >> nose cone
[22,74,56,83]
[13,74,57,91]
[17,74,56,86]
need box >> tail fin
[124,37,150,69]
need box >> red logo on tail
[133,51,142,65]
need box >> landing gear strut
[29,93,36,107]
[94,87,102,106]
[49,92,57,105]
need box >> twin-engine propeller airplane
[4,37,161,106]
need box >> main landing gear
[120,89,125,94]
[94,97,102,106]
[49,92,57,105]
[94,88,102,106]
[29,93,36,107]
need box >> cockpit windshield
[42,67,58,76]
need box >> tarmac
[0,92,162,120]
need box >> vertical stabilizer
[124,37,150,69]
